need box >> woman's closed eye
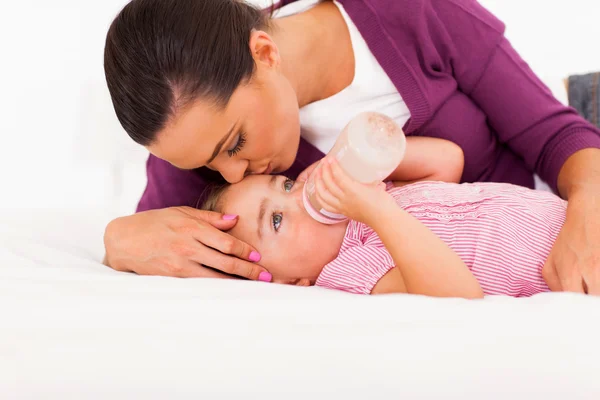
[227,131,246,157]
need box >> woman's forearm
[557,148,600,200]
[388,137,464,184]
[366,198,483,299]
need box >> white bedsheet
[2,209,600,399]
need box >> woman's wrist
[557,148,600,200]
[563,183,600,223]
[566,182,600,202]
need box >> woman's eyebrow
[256,176,280,239]
[205,120,238,164]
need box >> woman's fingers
[558,270,586,293]
[178,206,240,231]
[170,209,270,281]
[195,221,260,262]
[182,208,270,280]
[188,241,269,281]
[542,251,586,293]
[541,260,562,291]
[560,278,586,294]
[188,224,270,281]
[581,258,600,295]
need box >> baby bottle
[302,111,406,224]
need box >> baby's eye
[284,178,294,192]
[272,213,283,232]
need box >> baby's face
[220,175,348,285]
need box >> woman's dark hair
[104,0,270,146]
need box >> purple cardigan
[136,0,600,212]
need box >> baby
[202,138,566,298]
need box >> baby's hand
[313,157,391,224]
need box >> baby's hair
[199,183,231,212]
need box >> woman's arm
[428,1,600,293]
[387,136,464,185]
[426,0,600,193]
[298,136,465,185]
[542,149,600,294]
[314,157,483,299]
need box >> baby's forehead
[229,174,280,194]
[221,183,263,245]
[222,177,266,209]
[224,174,285,208]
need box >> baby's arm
[367,196,482,298]
[370,267,407,294]
[314,158,483,299]
[388,137,464,185]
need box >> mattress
[2,209,600,399]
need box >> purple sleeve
[136,155,225,212]
[433,0,600,192]
[136,138,324,212]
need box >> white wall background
[0,0,598,217]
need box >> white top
[275,0,411,154]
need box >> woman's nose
[210,159,248,184]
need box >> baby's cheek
[262,239,305,279]
[253,240,287,276]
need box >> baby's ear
[295,278,311,287]
[273,278,312,286]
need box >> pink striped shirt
[315,182,567,297]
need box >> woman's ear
[249,30,280,69]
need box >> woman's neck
[271,1,354,108]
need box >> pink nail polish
[249,251,261,262]
[222,214,238,220]
[258,271,272,282]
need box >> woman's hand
[543,148,600,295]
[543,189,600,295]
[312,157,389,224]
[103,207,271,281]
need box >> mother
[103,0,600,293]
